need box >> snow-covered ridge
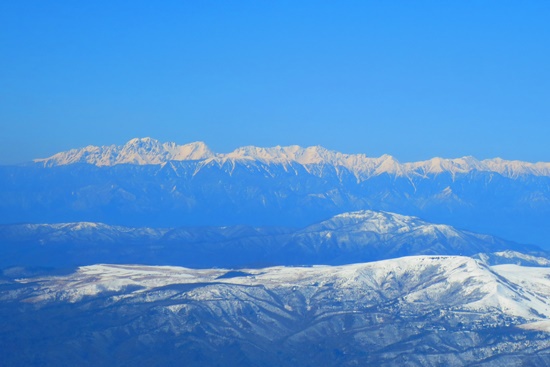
[318,210,462,236]
[34,137,550,178]
[6,257,550,366]
[12,256,550,322]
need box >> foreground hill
[3,256,550,366]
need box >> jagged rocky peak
[117,137,213,164]
[483,157,550,178]
[224,144,359,165]
[35,137,214,166]
[406,156,484,175]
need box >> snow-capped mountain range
[2,137,548,247]
[3,138,550,365]
[34,137,550,178]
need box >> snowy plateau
[2,138,550,366]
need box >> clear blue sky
[1,1,549,164]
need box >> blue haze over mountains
[2,138,550,366]
[0,211,544,270]
[2,137,549,248]
[3,1,550,364]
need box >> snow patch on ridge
[316,210,462,237]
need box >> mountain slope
[3,257,550,366]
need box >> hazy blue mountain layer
[1,156,549,248]
[2,139,550,366]
[0,210,544,269]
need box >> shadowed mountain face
[0,210,543,269]
[1,158,550,248]
[3,139,550,248]
[3,257,550,367]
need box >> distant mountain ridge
[1,137,548,247]
[1,210,544,269]
[34,137,550,179]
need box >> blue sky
[1,1,549,164]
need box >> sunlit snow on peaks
[33,137,550,178]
